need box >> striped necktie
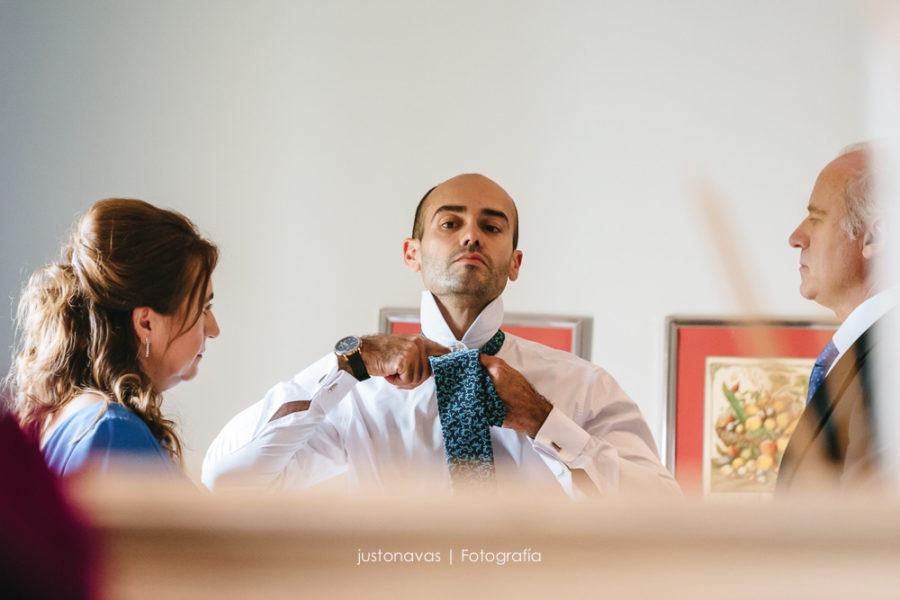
[429,330,506,486]
[806,340,838,405]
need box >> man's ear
[862,218,884,260]
[507,250,523,282]
[403,238,422,272]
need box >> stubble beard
[424,257,506,307]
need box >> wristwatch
[334,335,370,381]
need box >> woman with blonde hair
[8,198,219,476]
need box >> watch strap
[344,346,370,381]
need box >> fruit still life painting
[704,357,814,494]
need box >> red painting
[667,318,837,493]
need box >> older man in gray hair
[777,143,896,492]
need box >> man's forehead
[808,168,847,216]
[424,175,516,218]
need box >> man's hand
[357,334,449,390]
[480,354,553,437]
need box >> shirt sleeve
[532,367,682,499]
[201,353,358,492]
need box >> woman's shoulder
[89,403,161,444]
[43,402,172,476]
[69,403,162,450]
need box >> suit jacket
[776,321,882,494]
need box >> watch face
[335,335,360,354]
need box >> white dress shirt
[202,292,680,498]
[830,287,900,374]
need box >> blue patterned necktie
[429,330,506,486]
[806,340,839,405]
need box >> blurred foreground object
[866,0,900,493]
[71,470,900,600]
[0,410,95,599]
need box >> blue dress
[42,402,176,477]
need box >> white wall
[0,0,866,477]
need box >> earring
[144,337,150,358]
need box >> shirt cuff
[533,407,590,463]
[290,353,358,413]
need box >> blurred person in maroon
[0,394,95,599]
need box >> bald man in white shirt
[777,145,896,492]
[203,174,679,498]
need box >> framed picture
[666,316,838,496]
[379,308,592,360]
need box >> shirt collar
[419,291,504,351]
[833,286,900,354]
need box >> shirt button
[450,341,467,352]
